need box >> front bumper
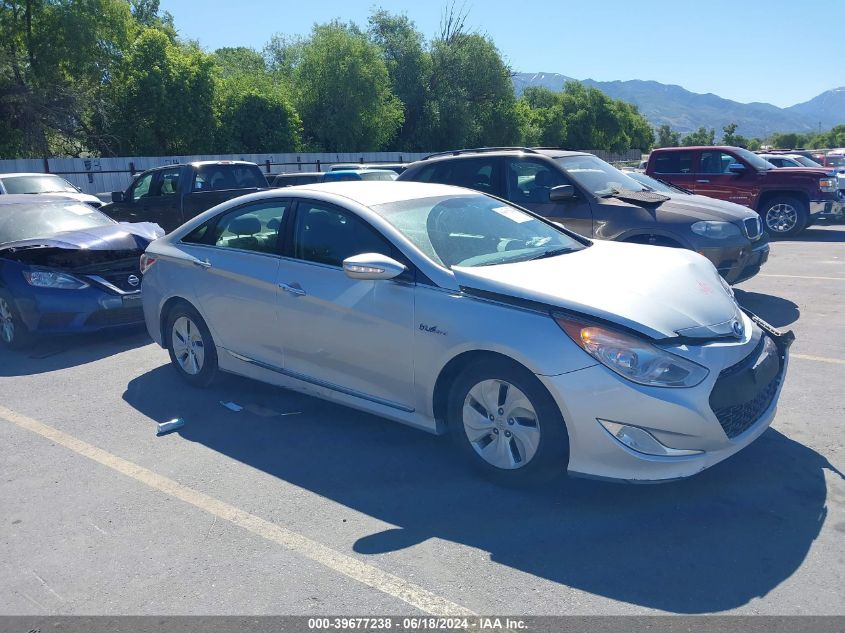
[539,314,792,483]
[13,286,144,335]
[701,239,769,285]
[810,199,845,220]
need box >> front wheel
[447,359,569,483]
[165,304,218,387]
[760,196,808,237]
[0,293,32,350]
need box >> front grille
[709,336,782,439]
[96,271,142,292]
[743,216,762,240]
[84,307,144,327]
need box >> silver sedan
[140,182,792,483]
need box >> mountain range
[512,72,845,139]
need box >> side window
[208,201,288,254]
[505,159,568,205]
[652,152,693,174]
[700,151,739,174]
[293,202,392,267]
[428,158,498,194]
[130,173,153,201]
[155,168,180,196]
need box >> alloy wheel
[462,379,540,469]
[765,203,798,234]
[171,315,205,375]
[0,297,15,345]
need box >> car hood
[653,193,758,222]
[452,240,741,340]
[0,222,164,252]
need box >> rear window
[192,165,266,191]
[1,174,78,194]
[652,152,694,174]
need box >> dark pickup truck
[646,145,844,236]
[101,161,267,233]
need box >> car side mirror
[111,191,125,203]
[343,253,406,280]
[727,163,747,174]
[549,184,575,201]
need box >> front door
[693,150,756,208]
[177,199,290,365]
[504,158,594,236]
[275,199,415,411]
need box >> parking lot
[1,226,843,616]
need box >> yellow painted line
[792,353,845,366]
[759,274,845,281]
[0,405,475,617]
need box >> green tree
[721,122,751,148]
[655,124,681,148]
[214,46,267,77]
[105,28,216,155]
[367,9,432,151]
[292,22,403,151]
[681,127,716,146]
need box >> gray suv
[398,148,769,284]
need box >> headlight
[23,270,89,289]
[556,316,710,388]
[819,177,837,192]
[690,221,742,239]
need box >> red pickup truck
[646,145,844,236]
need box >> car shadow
[735,289,801,328]
[0,327,150,377]
[124,365,838,614]
[774,226,845,243]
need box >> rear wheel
[447,358,569,483]
[760,196,808,237]
[0,293,31,350]
[165,304,218,387]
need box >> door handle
[696,179,710,184]
[279,282,306,296]
[191,257,212,269]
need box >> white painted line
[758,274,845,281]
[0,405,475,617]
[792,353,845,366]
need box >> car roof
[326,169,396,175]
[268,181,476,207]
[276,172,322,177]
[418,148,589,162]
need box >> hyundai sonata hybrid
[141,182,792,483]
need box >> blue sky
[159,0,842,108]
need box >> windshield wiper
[527,247,576,261]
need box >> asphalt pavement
[1,225,843,616]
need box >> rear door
[503,157,593,236]
[273,199,416,411]
[693,149,755,207]
[649,150,696,191]
[176,199,290,365]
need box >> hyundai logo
[731,319,744,338]
[127,275,140,287]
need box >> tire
[760,196,808,237]
[165,303,218,388]
[447,358,569,484]
[0,291,32,350]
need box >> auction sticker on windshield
[492,206,531,222]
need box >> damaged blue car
[0,195,164,349]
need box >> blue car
[0,195,163,349]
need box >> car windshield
[371,193,586,268]
[1,174,78,194]
[0,201,114,245]
[733,147,773,171]
[554,155,648,196]
[793,156,822,167]
[624,171,688,194]
[826,155,845,167]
